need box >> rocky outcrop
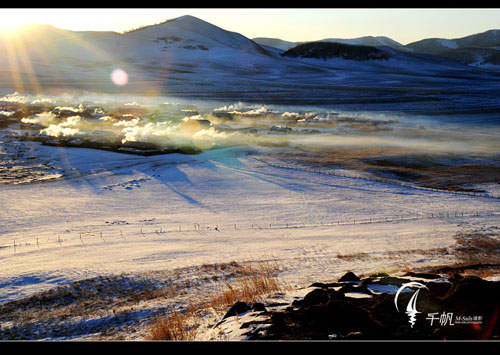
[219,271,500,340]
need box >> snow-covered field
[0,107,498,339]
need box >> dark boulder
[303,288,330,306]
[252,302,267,312]
[237,271,500,340]
[222,301,251,320]
[441,276,500,312]
[338,271,360,282]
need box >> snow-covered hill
[405,29,500,55]
[404,29,500,69]
[0,16,277,91]
[256,29,500,70]
[0,15,500,117]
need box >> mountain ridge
[254,28,500,68]
[0,14,499,117]
[3,16,499,69]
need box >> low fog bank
[1,91,499,158]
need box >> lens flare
[111,68,128,86]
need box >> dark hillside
[281,41,391,61]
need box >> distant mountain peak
[124,15,221,35]
[171,14,210,24]
[120,14,270,57]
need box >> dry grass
[148,259,286,341]
[148,308,197,341]
[336,252,371,261]
[416,232,500,279]
[209,260,283,310]
[454,232,500,261]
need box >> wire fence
[247,155,500,200]
[2,209,498,255]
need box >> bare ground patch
[264,146,500,193]
[414,230,500,279]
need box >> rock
[372,276,411,287]
[252,303,267,312]
[338,271,360,282]
[326,299,372,328]
[424,280,452,298]
[338,284,358,294]
[244,271,500,340]
[303,288,330,306]
[222,301,251,320]
[293,288,329,308]
[442,276,500,312]
[328,289,346,301]
[449,272,463,283]
[404,272,442,279]
[293,287,345,308]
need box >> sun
[0,21,25,34]
[0,18,38,36]
[0,9,56,35]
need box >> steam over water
[2,91,499,156]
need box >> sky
[0,8,499,45]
